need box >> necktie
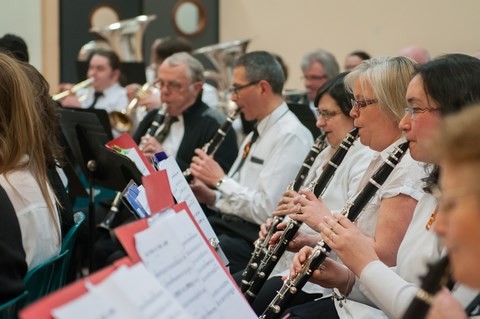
[88,91,103,109]
[231,128,259,177]
[155,116,178,143]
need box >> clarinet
[245,128,359,303]
[240,132,328,293]
[98,104,167,232]
[401,255,454,319]
[183,108,240,183]
[260,141,409,319]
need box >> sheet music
[118,147,151,176]
[156,158,217,243]
[52,264,193,319]
[100,264,192,319]
[134,210,256,319]
[51,281,141,319]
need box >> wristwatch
[215,177,225,189]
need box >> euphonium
[109,82,153,134]
[260,141,409,319]
[52,77,94,101]
[245,128,359,303]
[240,132,328,293]
[183,108,241,183]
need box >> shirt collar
[256,102,289,137]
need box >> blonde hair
[0,53,59,234]
[345,56,416,123]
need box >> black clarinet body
[97,105,167,232]
[401,255,453,319]
[240,132,328,293]
[144,105,167,138]
[183,109,240,183]
[244,128,359,303]
[260,141,409,319]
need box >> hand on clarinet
[269,227,319,253]
[189,178,216,206]
[287,189,331,233]
[319,214,377,277]
[190,148,225,187]
[290,248,353,291]
[272,190,300,217]
[426,288,467,319]
[140,136,164,159]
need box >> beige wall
[220,0,480,90]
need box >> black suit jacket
[133,94,238,172]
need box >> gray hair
[234,51,285,94]
[344,56,416,122]
[301,49,340,80]
[163,52,204,83]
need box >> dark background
[60,0,219,83]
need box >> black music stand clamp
[58,108,142,273]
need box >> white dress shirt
[339,192,480,319]
[0,156,61,270]
[331,139,429,317]
[79,83,128,113]
[215,102,313,225]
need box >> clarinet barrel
[183,109,240,183]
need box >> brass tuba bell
[194,39,251,115]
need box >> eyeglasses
[404,107,440,119]
[351,98,378,111]
[154,80,186,92]
[229,81,259,97]
[315,109,342,120]
[301,75,328,82]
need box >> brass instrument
[52,77,94,102]
[194,39,250,115]
[79,15,157,62]
[109,82,153,134]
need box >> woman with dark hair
[287,54,480,319]
[249,72,375,313]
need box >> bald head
[399,46,431,64]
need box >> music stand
[58,107,143,271]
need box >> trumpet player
[57,49,128,114]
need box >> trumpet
[109,82,153,134]
[52,77,94,101]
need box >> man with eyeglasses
[92,52,238,271]
[301,49,340,115]
[134,52,238,172]
[189,51,314,273]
